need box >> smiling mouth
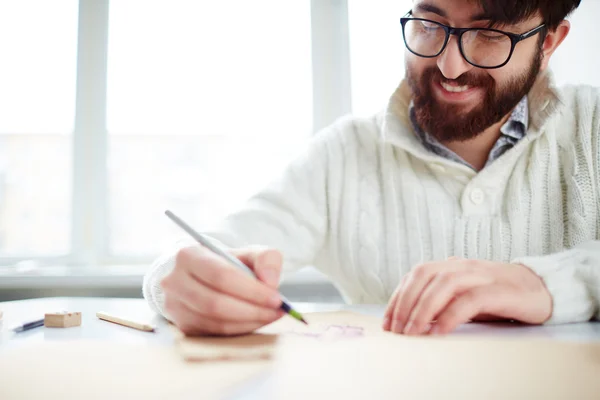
[440,81,471,93]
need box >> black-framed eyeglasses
[400,11,546,69]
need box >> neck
[442,113,511,171]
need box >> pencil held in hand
[164,210,307,325]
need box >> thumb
[231,247,283,289]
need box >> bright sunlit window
[348,0,410,117]
[106,1,313,256]
[0,0,598,267]
[0,0,78,256]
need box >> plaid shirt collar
[410,96,529,170]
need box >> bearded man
[144,0,600,337]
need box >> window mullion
[71,0,110,267]
[310,0,353,133]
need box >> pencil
[96,311,156,332]
[164,209,308,325]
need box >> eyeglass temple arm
[518,24,546,40]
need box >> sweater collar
[381,70,564,156]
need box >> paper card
[175,311,387,361]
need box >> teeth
[441,82,470,93]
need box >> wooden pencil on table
[96,311,156,332]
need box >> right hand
[161,245,285,336]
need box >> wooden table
[1,297,599,399]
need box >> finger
[432,287,491,335]
[232,247,283,289]
[383,278,406,331]
[165,270,284,323]
[383,292,399,331]
[169,299,277,336]
[392,263,438,334]
[177,246,282,309]
[405,271,491,335]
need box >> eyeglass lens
[403,19,513,68]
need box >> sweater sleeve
[511,88,600,325]
[512,241,600,324]
[143,123,338,317]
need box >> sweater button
[469,188,485,205]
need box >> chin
[434,99,479,115]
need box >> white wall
[550,1,600,87]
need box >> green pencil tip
[289,309,308,325]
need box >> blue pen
[13,318,44,333]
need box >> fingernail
[430,325,442,335]
[383,317,391,330]
[391,320,403,333]
[270,309,285,320]
[270,294,282,308]
[404,321,414,335]
[262,269,279,287]
[262,251,281,269]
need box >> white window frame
[0,0,352,267]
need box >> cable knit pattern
[144,71,600,324]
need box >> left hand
[382,258,553,335]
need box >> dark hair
[478,0,581,30]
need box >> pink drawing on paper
[286,324,365,340]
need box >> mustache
[423,67,494,88]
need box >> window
[1,0,598,267]
[348,0,411,117]
[0,1,78,257]
[106,1,313,257]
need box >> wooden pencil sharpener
[44,311,82,328]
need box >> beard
[407,50,542,143]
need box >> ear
[540,20,571,71]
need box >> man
[144,0,600,337]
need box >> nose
[436,35,474,80]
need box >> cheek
[485,69,506,86]
[486,51,537,88]
[504,41,539,72]
[484,63,522,90]
[405,53,437,76]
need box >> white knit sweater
[144,71,600,324]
